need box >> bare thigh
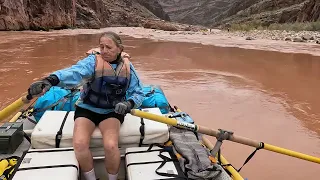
[73,117,96,149]
[98,117,121,143]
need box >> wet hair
[99,31,123,50]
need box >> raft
[0,84,244,180]
[1,87,320,180]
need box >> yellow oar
[130,109,320,164]
[0,94,33,121]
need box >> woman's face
[99,36,121,62]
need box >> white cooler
[125,146,186,180]
[11,148,79,180]
[30,108,170,156]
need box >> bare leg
[73,117,96,172]
[99,118,121,176]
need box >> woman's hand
[28,79,52,96]
[114,101,133,115]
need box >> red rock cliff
[0,0,177,30]
[0,0,76,30]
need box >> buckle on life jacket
[109,83,119,89]
[116,89,122,95]
[109,83,123,95]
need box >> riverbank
[17,26,320,57]
[222,29,320,44]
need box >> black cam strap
[125,144,187,179]
[237,142,264,172]
[139,117,145,147]
[154,150,188,179]
[55,111,70,148]
[125,144,164,157]
[27,148,74,154]
[17,164,78,171]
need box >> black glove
[28,79,52,96]
[114,101,134,115]
[28,74,59,96]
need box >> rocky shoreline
[214,29,320,45]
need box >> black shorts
[74,106,125,126]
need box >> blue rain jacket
[52,54,145,114]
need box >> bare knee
[72,117,95,153]
[73,139,90,152]
[103,140,118,153]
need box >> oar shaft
[0,97,26,121]
[199,126,320,164]
[264,143,320,164]
[198,126,261,147]
[131,109,178,126]
[131,109,261,147]
[9,111,23,122]
[174,107,261,147]
[130,109,320,164]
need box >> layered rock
[157,0,320,27]
[136,0,170,21]
[0,0,75,30]
[220,0,320,26]
[0,0,178,31]
[157,0,201,24]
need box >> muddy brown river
[0,29,319,180]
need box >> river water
[0,29,319,180]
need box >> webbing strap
[125,144,164,157]
[23,131,31,143]
[58,98,68,110]
[27,148,74,154]
[237,142,264,172]
[32,89,79,114]
[139,117,145,147]
[155,150,188,179]
[55,111,70,148]
[125,149,162,157]
[125,145,187,179]
[126,160,165,167]
[26,116,37,124]
[125,146,168,167]
[216,149,236,177]
[17,164,78,171]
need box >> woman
[28,31,145,180]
